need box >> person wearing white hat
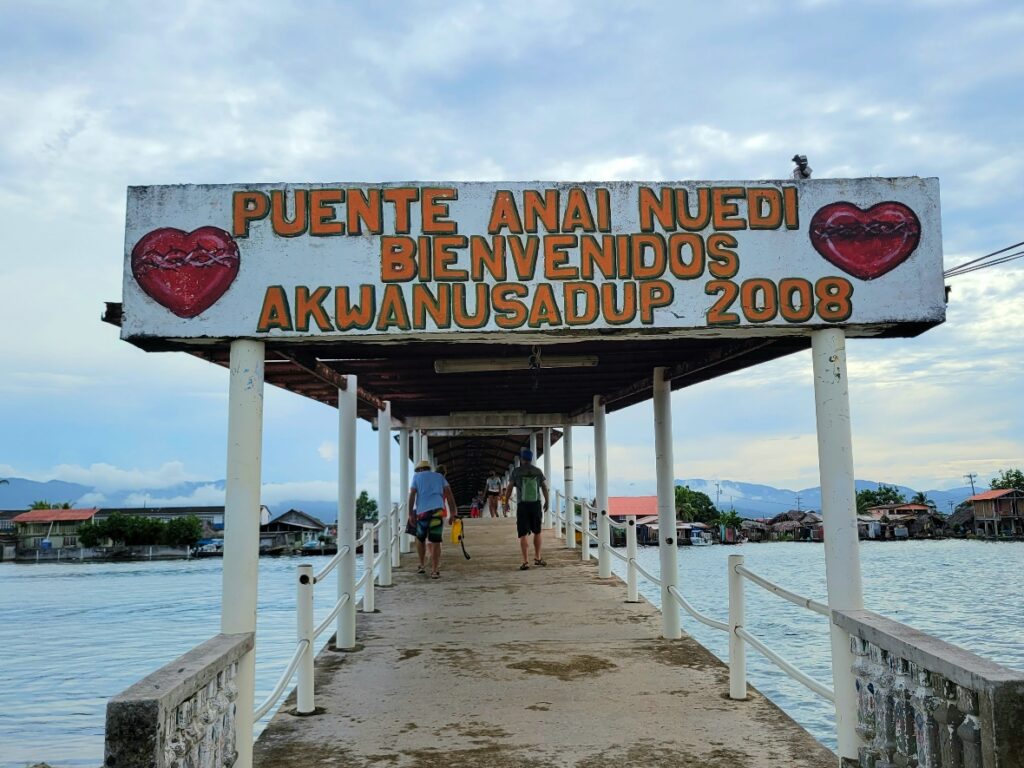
[407,459,457,579]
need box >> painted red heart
[808,202,921,280]
[131,227,240,318]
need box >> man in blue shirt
[407,459,458,579]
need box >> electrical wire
[944,241,1024,278]
[942,249,1024,280]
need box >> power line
[944,240,1024,278]
[945,249,1024,278]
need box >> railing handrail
[314,544,351,583]
[603,543,628,564]
[666,584,729,632]
[735,626,835,702]
[629,557,661,587]
[314,593,351,640]
[734,564,829,617]
[254,639,309,720]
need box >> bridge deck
[254,518,836,768]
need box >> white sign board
[121,179,944,341]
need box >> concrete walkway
[254,518,837,768]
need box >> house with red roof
[966,488,1023,537]
[12,508,99,550]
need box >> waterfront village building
[606,496,714,545]
[858,502,947,539]
[966,488,1023,537]
[259,509,330,552]
[11,508,99,550]
[9,506,226,552]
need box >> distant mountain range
[0,475,977,522]
[674,478,975,519]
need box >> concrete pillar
[543,428,552,528]
[563,423,575,550]
[594,396,611,578]
[336,377,358,649]
[654,366,680,639]
[378,402,392,586]
[220,339,264,768]
[811,328,865,762]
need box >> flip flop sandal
[519,563,530,570]
[417,566,426,574]
[534,559,547,567]
[430,572,440,579]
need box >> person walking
[504,449,549,570]
[485,471,503,517]
[408,459,458,579]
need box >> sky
[1,0,1022,510]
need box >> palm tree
[910,491,936,509]
[29,500,72,510]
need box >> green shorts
[415,510,444,543]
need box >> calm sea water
[1,541,1021,766]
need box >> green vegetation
[77,513,203,548]
[855,483,905,513]
[910,491,936,508]
[990,468,1024,491]
[356,490,378,522]
[674,485,717,523]
[29,500,72,509]
[716,508,744,531]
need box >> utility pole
[715,481,721,508]
[963,473,977,495]
[948,500,954,513]
[795,494,802,512]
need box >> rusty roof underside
[104,302,926,503]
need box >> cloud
[317,442,337,462]
[49,461,203,492]
[124,484,225,507]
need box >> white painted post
[594,396,611,578]
[626,516,639,602]
[811,328,865,761]
[220,339,264,768]
[542,428,553,528]
[728,554,747,700]
[362,527,375,613]
[529,431,537,458]
[391,502,401,568]
[421,434,429,465]
[581,502,591,561]
[378,402,392,586]
[563,423,575,550]
[296,563,315,713]
[654,366,680,639]
[399,429,411,554]
[337,377,358,650]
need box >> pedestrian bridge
[253,517,834,768]
[104,179,1024,768]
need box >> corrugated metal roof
[608,496,658,516]
[12,508,98,523]
[966,489,1015,502]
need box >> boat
[689,530,713,546]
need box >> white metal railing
[565,495,834,710]
[728,554,833,702]
[734,563,829,617]
[666,585,729,632]
[254,510,403,723]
